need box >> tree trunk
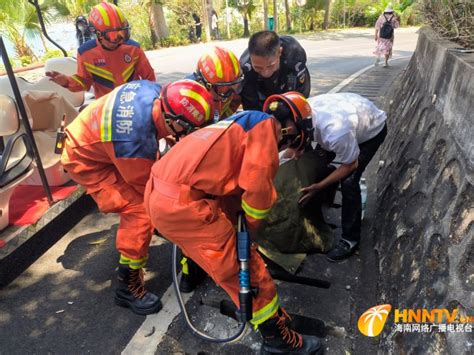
[284,0,291,31]
[323,0,330,30]
[149,0,169,46]
[273,0,279,33]
[39,33,48,53]
[243,13,250,37]
[263,0,269,30]
[201,0,212,42]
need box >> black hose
[171,244,248,343]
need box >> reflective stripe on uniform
[122,60,137,82]
[119,254,148,269]
[250,294,280,327]
[241,199,271,220]
[84,62,115,82]
[180,257,189,275]
[100,88,119,141]
[71,74,87,89]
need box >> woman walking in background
[211,10,220,40]
[374,5,400,67]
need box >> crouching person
[61,79,214,315]
[144,92,323,354]
[299,93,388,261]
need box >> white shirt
[308,93,387,164]
[211,14,218,30]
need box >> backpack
[379,14,394,39]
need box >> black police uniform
[239,35,311,111]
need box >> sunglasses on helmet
[96,26,130,43]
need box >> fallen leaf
[144,326,155,337]
[88,238,107,245]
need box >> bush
[159,35,191,48]
[19,56,33,67]
[120,2,153,50]
[422,0,473,48]
[41,49,65,62]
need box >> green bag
[255,148,337,273]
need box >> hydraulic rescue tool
[171,212,252,343]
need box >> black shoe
[115,265,162,315]
[259,307,324,355]
[179,257,207,293]
[326,239,358,262]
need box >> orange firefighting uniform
[144,111,281,326]
[61,81,167,269]
[64,39,156,99]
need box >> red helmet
[161,80,214,132]
[196,47,244,99]
[89,2,130,43]
[263,92,313,150]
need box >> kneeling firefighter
[61,79,214,315]
[144,92,323,354]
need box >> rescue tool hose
[172,242,247,343]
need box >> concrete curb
[328,55,412,94]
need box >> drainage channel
[333,56,412,107]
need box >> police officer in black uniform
[239,30,311,111]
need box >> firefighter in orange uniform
[61,79,214,315]
[46,2,155,99]
[144,92,323,354]
[187,46,243,121]
[180,46,245,291]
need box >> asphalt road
[147,27,418,94]
[0,28,418,355]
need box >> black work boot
[259,307,323,354]
[115,265,163,315]
[179,257,207,293]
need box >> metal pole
[28,0,68,57]
[0,36,54,205]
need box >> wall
[373,27,473,354]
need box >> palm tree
[231,0,256,37]
[284,0,291,31]
[0,0,49,60]
[47,0,96,18]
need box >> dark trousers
[341,124,387,242]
